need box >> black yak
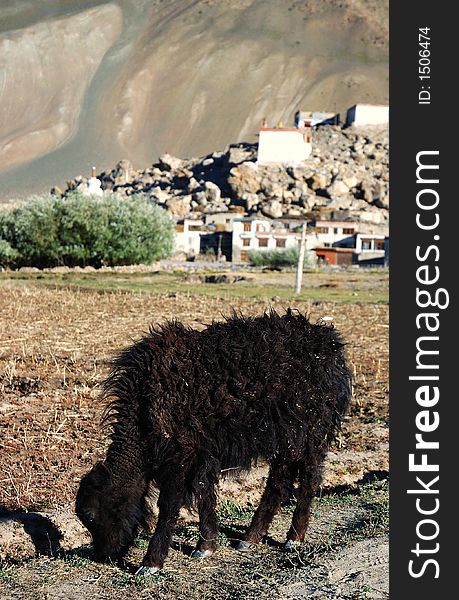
[76,310,352,574]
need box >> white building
[306,220,359,249]
[175,218,205,255]
[354,233,386,253]
[346,104,389,127]
[295,110,339,128]
[232,217,303,262]
[257,128,312,165]
[307,220,388,250]
[204,211,244,232]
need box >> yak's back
[102,311,351,458]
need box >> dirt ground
[0,273,388,599]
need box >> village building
[175,216,233,260]
[307,219,388,248]
[311,220,388,266]
[345,104,389,127]
[232,217,304,262]
[176,215,389,266]
[328,208,388,226]
[294,110,339,128]
[204,210,244,232]
[175,218,206,256]
[257,127,312,165]
[314,247,355,266]
[306,220,359,249]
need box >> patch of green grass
[0,562,17,584]
[217,499,253,521]
[316,491,357,508]
[282,479,389,568]
[111,569,176,589]
[354,480,389,536]
[111,572,133,588]
[0,269,389,304]
[217,530,232,547]
[133,536,149,550]
[176,523,200,546]
[64,554,92,569]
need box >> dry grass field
[0,268,388,599]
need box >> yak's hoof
[190,549,214,559]
[284,539,301,551]
[135,565,160,576]
[235,540,253,552]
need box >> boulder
[228,162,261,196]
[159,153,183,171]
[188,177,201,191]
[242,193,259,211]
[260,178,284,198]
[261,199,283,219]
[342,175,359,189]
[114,159,134,185]
[193,191,208,206]
[361,182,375,203]
[286,206,304,217]
[204,181,221,203]
[309,172,329,191]
[327,180,350,197]
[227,145,255,165]
[149,187,170,204]
[166,196,191,216]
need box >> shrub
[0,192,175,268]
[248,247,307,269]
[0,195,60,267]
[0,239,19,268]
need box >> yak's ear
[91,461,112,490]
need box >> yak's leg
[136,477,184,574]
[191,475,219,559]
[285,457,324,549]
[236,461,297,550]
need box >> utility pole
[217,234,222,261]
[295,222,307,294]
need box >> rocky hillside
[0,0,388,199]
[59,125,388,225]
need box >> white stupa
[83,166,103,197]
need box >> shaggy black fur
[76,309,352,571]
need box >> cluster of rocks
[58,125,388,224]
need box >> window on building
[275,238,286,248]
[343,228,354,234]
[242,238,250,247]
[240,251,250,262]
[317,227,329,234]
[334,228,339,234]
[375,239,385,250]
[226,218,231,223]
[258,238,269,247]
[243,222,251,232]
[361,239,372,250]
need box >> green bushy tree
[0,195,60,267]
[0,192,175,268]
[0,239,19,267]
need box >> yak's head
[76,461,145,563]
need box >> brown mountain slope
[0,0,388,199]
